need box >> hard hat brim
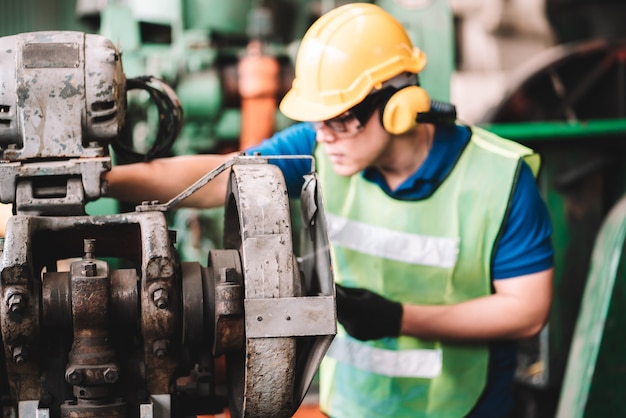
[279,89,351,122]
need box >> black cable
[417,100,457,124]
[113,76,184,162]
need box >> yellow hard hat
[280,3,427,122]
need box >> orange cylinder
[237,41,280,150]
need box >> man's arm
[104,152,238,208]
[401,267,553,341]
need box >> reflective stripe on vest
[326,337,443,378]
[325,213,459,268]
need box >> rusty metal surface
[181,261,207,347]
[60,398,126,417]
[63,250,123,415]
[42,271,72,329]
[208,250,244,356]
[0,211,179,406]
[0,31,124,159]
[223,163,298,418]
[110,269,140,328]
[136,212,180,396]
[0,156,336,418]
[66,250,116,372]
[0,31,124,214]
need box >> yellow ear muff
[381,85,431,135]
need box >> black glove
[335,284,403,341]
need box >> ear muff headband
[380,85,431,135]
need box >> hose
[114,76,184,162]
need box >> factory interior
[0,0,626,418]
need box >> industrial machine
[10,2,626,418]
[0,31,336,418]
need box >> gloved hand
[335,284,403,341]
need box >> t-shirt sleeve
[244,122,317,197]
[492,161,554,279]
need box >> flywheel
[179,155,335,418]
[222,162,300,418]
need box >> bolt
[152,288,169,309]
[12,346,27,365]
[66,368,83,385]
[152,340,169,359]
[83,239,96,259]
[7,293,25,314]
[82,262,97,277]
[103,367,119,383]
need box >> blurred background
[2,1,626,417]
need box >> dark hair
[350,87,397,127]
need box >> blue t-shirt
[246,122,554,418]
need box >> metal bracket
[244,295,336,338]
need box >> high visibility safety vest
[317,127,540,418]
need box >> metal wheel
[222,162,299,418]
[483,39,626,123]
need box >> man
[106,3,553,417]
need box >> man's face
[315,109,391,177]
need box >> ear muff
[380,85,431,135]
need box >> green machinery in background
[0,1,89,37]
[82,0,454,154]
[70,0,455,264]
[3,1,626,417]
[78,0,452,160]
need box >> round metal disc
[223,162,298,418]
[484,40,626,124]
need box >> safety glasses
[319,112,359,133]
[317,89,390,135]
